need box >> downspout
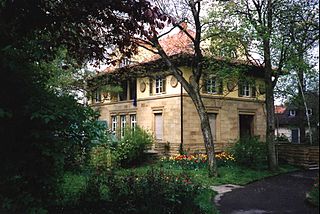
[180,83,184,154]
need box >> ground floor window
[111,116,117,135]
[130,114,137,131]
[120,115,126,138]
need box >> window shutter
[218,79,223,94]
[251,81,256,98]
[162,77,166,93]
[238,81,243,97]
[202,77,208,93]
[149,78,153,95]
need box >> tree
[283,1,319,144]
[206,0,319,171]
[0,0,167,211]
[136,0,218,177]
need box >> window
[307,109,312,116]
[120,115,126,138]
[119,58,131,68]
[242,82,251,97]
[206,78,217,94]
[238,81,256,97]
[92,89,102,103]
[289,110,296,117]
[204,76,223,94]
[111,116,117,134]
[155,77,166,94]
[130,114,137,131]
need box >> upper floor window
[206,77,223,94]
[289,110,296,117]
[119,58,131,68]
[92,89,102,103]
[150,77,166,95]
[307,109,312,116]
[155,78,166,94]
[238,81,256,98]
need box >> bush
[307,175,319,207]
[229,137,267,169]
[114,127,153,167]
[55,172,87,206]
[89,144,116,172]
[52,169,215,214]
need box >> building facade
[90,57,267,155]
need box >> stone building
[89,29,267,155]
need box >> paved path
[216,170,319,214]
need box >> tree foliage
[0,0,168,212]
[206,0,319,170]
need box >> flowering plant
[161,152,235,170]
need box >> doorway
[239,114,254,138]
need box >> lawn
[116,160,298,187]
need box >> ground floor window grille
[130,114,137,131]
[120,115,126,138]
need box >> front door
[291,128,299,144]
[239,114,254,138]
[154,113,163,140]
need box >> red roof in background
[275,105,286,114]
[135,28,195,64]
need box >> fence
[276,143,319,168]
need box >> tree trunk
[297,69,306,144]
[296,69,313,145]
[155,46,218,177]
[264,0,278,172]
[263,40,278,171]
[188,88,218,177]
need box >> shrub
[55,172,87,206]
[229,137,267,169]
[114,127,153,167]
[53,169,215,213]
[307,175,319,207]
[89,144,116,172]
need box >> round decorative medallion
[170,76,178,87]
[140,81,146,92]
[227,80,236,92]
[258,84,266,94]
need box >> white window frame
[206,78,217,94]
[120,115,126,138]
[289,110,296,117]
[242,83,251,97]
[111,116,117,134]
[130,114,137,131]
[155,78,165,94]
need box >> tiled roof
[97,26,265,77]
[275,105,286,114]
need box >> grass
[115,161,298,187]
